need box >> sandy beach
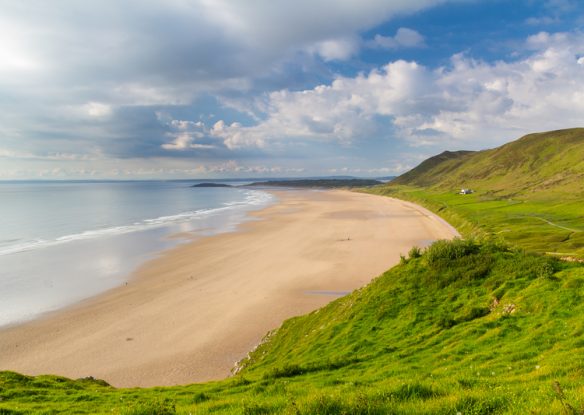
[0,190,458,387]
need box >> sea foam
[0,189,273,257]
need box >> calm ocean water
[0,181,274,327]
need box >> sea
[0,180,275,327]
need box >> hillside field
[370,129,584,260]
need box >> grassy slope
[2,241,584,414]
[2,129,584,414]
[391,150,476,188]
[371,129,584,259]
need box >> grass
[366,185,584,259]
[1,240,584,414]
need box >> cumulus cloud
[206,59,436,148]
[160,118,217,151]
[161,133,216,150]
[368,28,426,49]
[210,120,265,149]
[209,31,584,150]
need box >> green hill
[392,128,584,197]
[373,128,584,258]
[391,150,476,188]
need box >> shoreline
[0,190,459,387]
[0,186,275,329]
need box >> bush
[535,260,556,279]
[425,238,479,267]
[499,253,559,280]
[408,246,422,259]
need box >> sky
[1,0,583,179]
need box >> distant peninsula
[248,179,382,188]
[191,183,233,188]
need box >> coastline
[0,184,275,328]
[0,190,459,387]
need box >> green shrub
[408,246,422,259]
[425,238,479,266]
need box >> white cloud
[309,37,360,61]
[84,102,112,118]
[191,160,305,174]
[0,148,100,161]
[368,28,426,49]
[210,31,584,150]
[161,119,216,151]
[525,16,559,26]
[209,59,435,148]
[0,0,448,107]
[161,136,188,151]
[210,120,264,149]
